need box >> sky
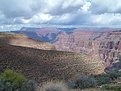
[0,0,121,31]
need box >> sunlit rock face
[98,32,121,70]
[53,31,98,54]
[0,32,56,50]
[54,31,121,66]
[53,31,121,69]
[13,27,121,71]
[53,31,121,71]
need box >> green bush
[67,75,97,89]
[0,69,26,91]
[108,71,121,80]
[0,69,39,91]
[95,74,112,86]
[101,84,121,91]
[94,72,121,86]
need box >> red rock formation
[52,30,121,69]
[13,27,121,70]
[98,32,121,67]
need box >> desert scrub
[94,74,112,86]
[21,80,38,91]
[0,69,27,91]
[101,84,121,91]
[0,69,38,91]
[67,75,97,89]
[94,72,121,86]
[38,81,68,91]
[107,71,121,80]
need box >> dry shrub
[38,81,68,91]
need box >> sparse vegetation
[101,84,121,91]
[94,74,112,86]
[1,33,121,91]
[0,69,26,91]
[0,69,37,91]
[0,43,104,83]
[0,70,121,91]
[38,81,68,91]
[108,71,121,80]
[66,72,121,90]
[94,71,121,86]
[67,75,97,89]
[21,80,38,91]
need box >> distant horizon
[0,24,121,32]
[0,0,121,30]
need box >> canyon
[0,33,104,82]
[13,27,121,71]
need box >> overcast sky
[0,0,121,27]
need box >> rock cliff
[13,27,121,71]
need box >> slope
[0,32,55,50]
[0,44,104,83]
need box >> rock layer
[13,28,121,70]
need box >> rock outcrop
[97,32,121,70]
[0,32,56,50]
[13,27,121,71]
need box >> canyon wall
[13,28,121,71]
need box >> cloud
[0,0,44,19]
[0,0,87,24]
[42,0,85,15]
[91,13,121,25]
[50,11,91,25]
[0,0,121,26]
[0,0,86,18]
[0,11,5,20]
[90,0,121,14]
[21,13,53,24]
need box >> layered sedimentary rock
[98,32,121,69]
[13,27,121,70]
[53,30,121,68]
